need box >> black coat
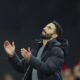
[9,39,68,80]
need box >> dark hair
[52,21,63,39]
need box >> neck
[42,39,49,46]
[42,37,55,46]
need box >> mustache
[42,29,46,33]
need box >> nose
[43,27,46,30]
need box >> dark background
[0,0,80,79]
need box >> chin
[41,35,51,39]
[42,31,46,36]
[41,35,46,39]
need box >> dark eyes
[48,26,51,29]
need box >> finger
[12,41,15,47]
[21,48,28,54]
[21,48,28,53]
[21,48,23,50]
[21,50,26,54]
[4,40,9,45]
[21,50,25,54]
[21,48,26,50]
[21,48,25,51]
[21,52,25,57]
[27,47,31,52]
[21,52,27,58]
[4,40,10,47]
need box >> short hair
[52,21,63,39]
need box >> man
[73,61,80,80]
[3,73,14,80]
[3,21,68,80]
[61,63,75,80]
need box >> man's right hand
[3,40,15,57]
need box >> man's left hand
[21,48,32,62]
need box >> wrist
[8,52,15,58]
[26,54,32,63]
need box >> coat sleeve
[8,53,29,73]
[29,47,64,75]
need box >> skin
[73,64,80,78]
[3,74,14,80]
[3,22,58,61]
[42,23,57,40]
[61,69,75,80]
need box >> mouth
[42,30,45,34]
[42,29,46,33]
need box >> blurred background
[0,0,80,79]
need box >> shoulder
[50,47,64,58]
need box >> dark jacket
[9,39,68,80]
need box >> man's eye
[48,26,51,29]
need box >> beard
[41,31,53,40]
[41,36,50,39]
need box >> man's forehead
[47,23,56,28]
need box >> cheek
[47,30,54,34]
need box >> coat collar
[36,39,60,47]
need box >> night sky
[0,0,80,79]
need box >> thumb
[12,42,15,47]
[27,47,31,52]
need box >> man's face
[41,23,57,39]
